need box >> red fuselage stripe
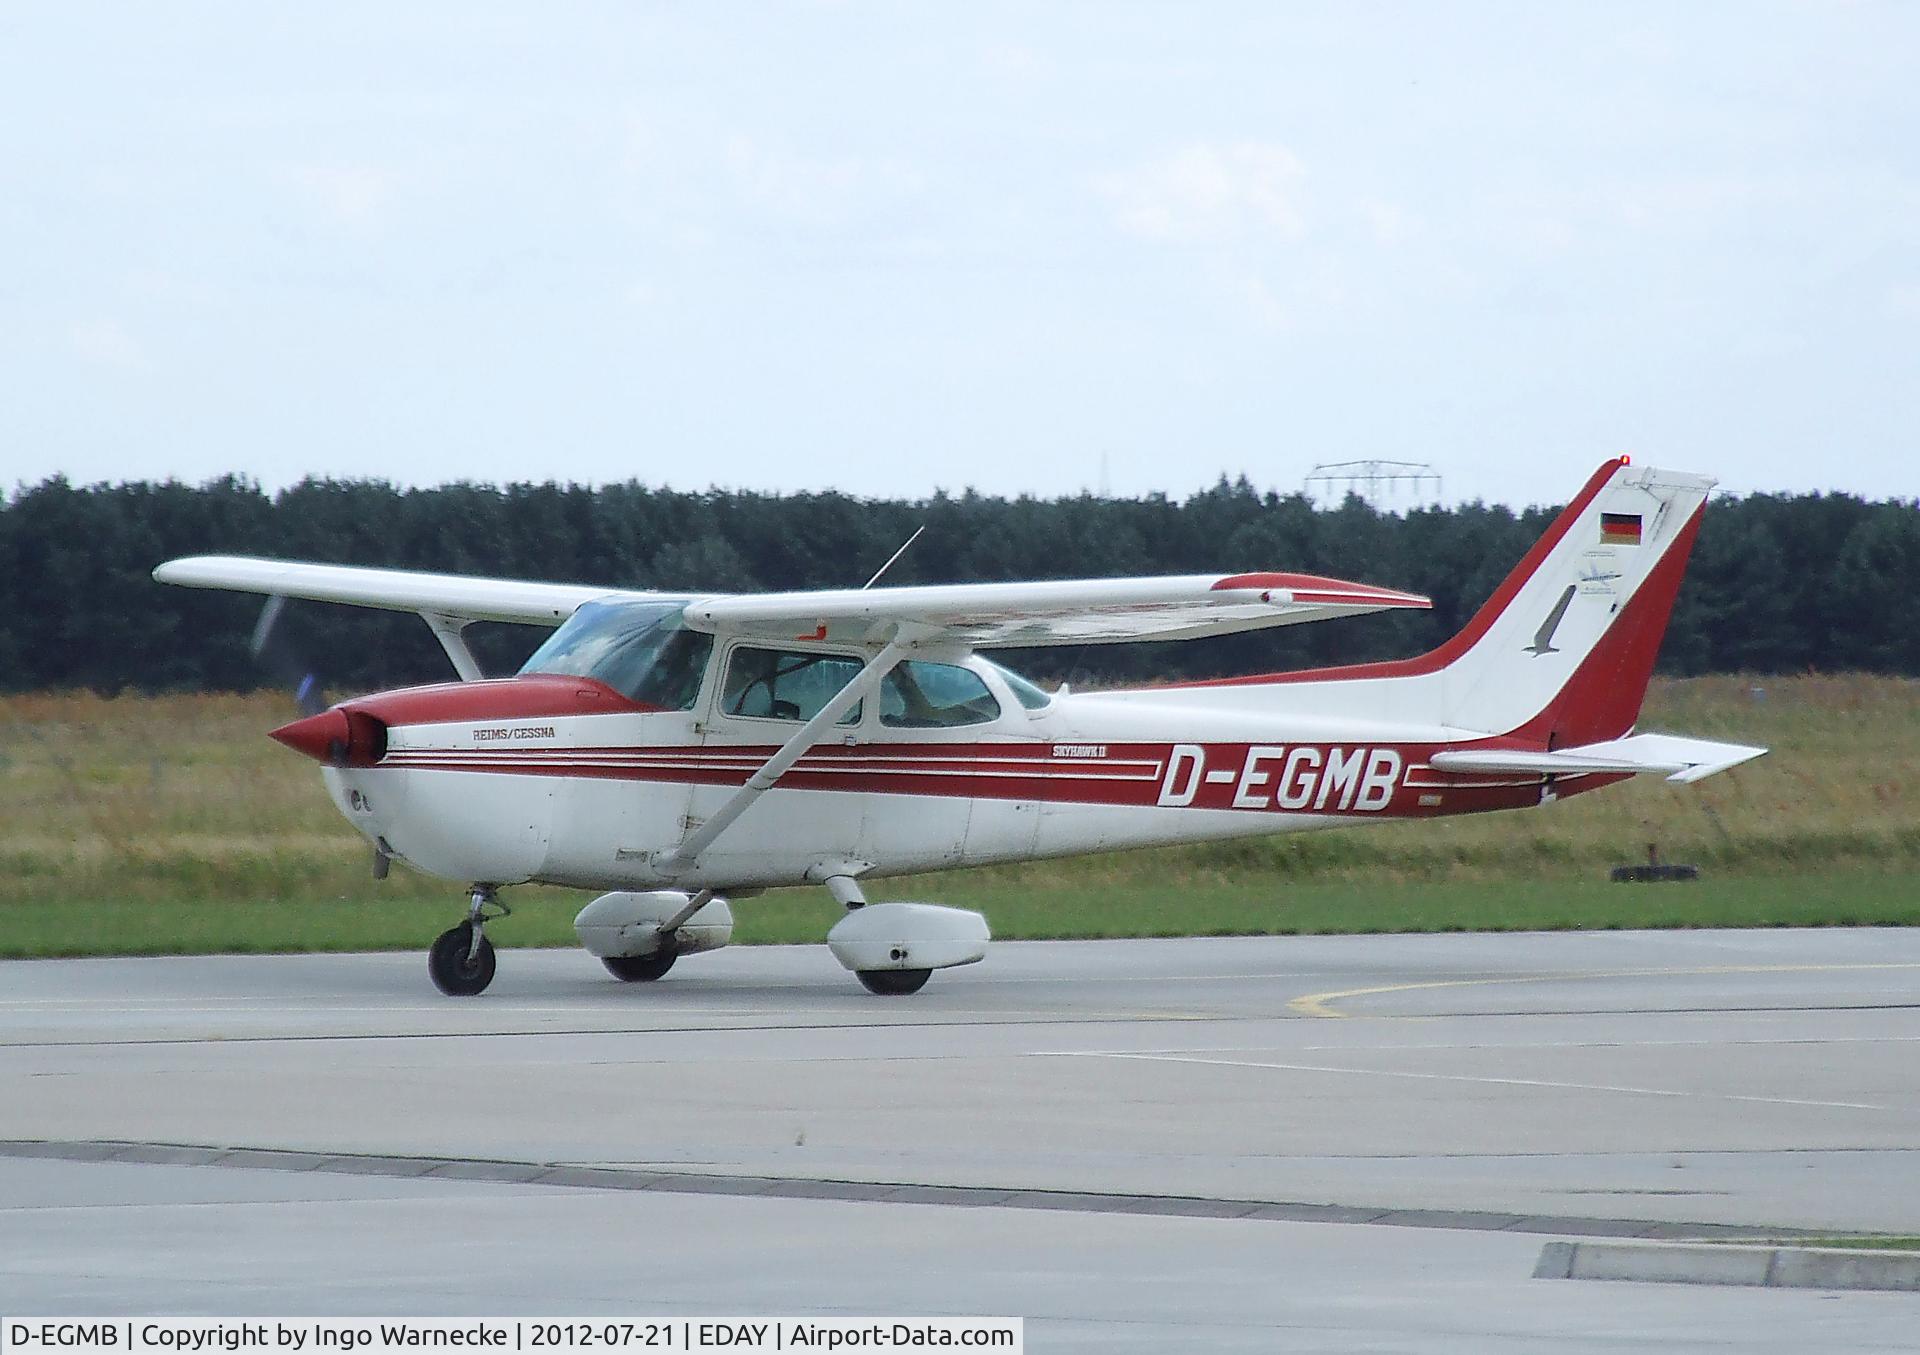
[367,740,1617,818]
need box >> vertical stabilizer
[1150,458,1714,746]
[1434,459,1710,742]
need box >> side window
[721,647,862,724]
[881,661,1002,728]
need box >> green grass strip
[4,870,1915,959]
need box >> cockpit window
[519,600,711,710]
[721,647,863,724]
[987,660,1054,711]
[881,660,1002,728]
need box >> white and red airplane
[155,457,1763,997]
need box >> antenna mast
[861,525,926,590]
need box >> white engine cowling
[574,891,734,959]
[826,902,990,973]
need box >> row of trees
[2,473,1915,696]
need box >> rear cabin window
[988,660,1054,711]
[721,647,863,724]
[880,661,1002,728]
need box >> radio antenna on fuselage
[861,524,926,590]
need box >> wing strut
[422,612,484,681]
[664,635,911,870]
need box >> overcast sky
[3,2,1914,509]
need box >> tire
[603,951,677,982]
[429,922,496,996]
[857,967,931,996]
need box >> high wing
[686,572,1430,648]
[155,557,1431,650]
[153,556,658,625]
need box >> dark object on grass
[1612,841,1700,883]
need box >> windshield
[520,600,712,710]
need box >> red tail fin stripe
[1162,457,1631,689]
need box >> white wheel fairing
[574,891,734,958]
[828,903,989,974]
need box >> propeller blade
[250,594,328,715]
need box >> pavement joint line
[0,1137,1844,1241]
[9,1004,1920,1054]
[0,1012,1246,1051]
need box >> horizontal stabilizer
[1430,733,1768,785]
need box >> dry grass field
[2,675,1916,955]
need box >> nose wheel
[429,887,506,996]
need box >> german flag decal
[1600,512,1643,545]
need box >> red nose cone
[270,709,351,764]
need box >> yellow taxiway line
[1287,962,1920,1019]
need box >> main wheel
[429,922,496,996]
[603,951,677,982]
[857,967,931,996]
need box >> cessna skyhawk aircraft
[155,458,1763,997]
